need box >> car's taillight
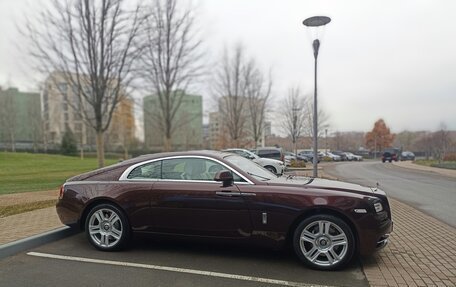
[59,185,65,199]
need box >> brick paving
[363,198,456,287]
[0,207,63,245]
[0,163,455,287]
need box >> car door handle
[240,192,256,197]
[215,191,242,197]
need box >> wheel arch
[285,207,359,253]
[264,165,277,173]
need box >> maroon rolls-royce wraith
[56,150,393,270]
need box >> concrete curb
[0,226,78,260]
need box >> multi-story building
[0,87,42,150]
[143,93,203,151]
[42,72,135,151]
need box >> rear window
[257,149,282,160]
[258,150,279,156]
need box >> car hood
[267,176,384,196]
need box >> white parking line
[27,252,333,287]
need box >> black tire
[265,165,277,174]
[85,203,130,251]
[293,214,355,270]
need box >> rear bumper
[56,200,80,227]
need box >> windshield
[225,155,276,181]
[244,150,260,159]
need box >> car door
[149,157,253,238]
[119,160,161,232]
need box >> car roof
[68,150,233,181]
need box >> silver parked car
[345,152,363,161]
[323,151,341,161]
[223,148,285,175]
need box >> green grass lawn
[0,152,117,195]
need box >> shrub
[290,159,306,168]
[443,153,456,161]
[61,129,77,155]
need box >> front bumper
[358,216,393,256]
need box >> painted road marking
[27,252,333,287]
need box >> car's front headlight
[373,202,383,213]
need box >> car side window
[159,157,246,183]
[161,158,211,181]
[127,161,161,179]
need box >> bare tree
[280,87,308,154]
[245,64,272,148]
[304,101,330,140]
[24,0,145,167]
[213,45,251,147]
[137,0,203,151]
[433,123,451,162]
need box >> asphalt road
[0,233,368,287]
[325,161,456,228]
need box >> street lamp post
[303,16,331,178]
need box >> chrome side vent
[262,212,267,224]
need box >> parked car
[223,148,285,175]
[284,151,308,166]
[401,151,415,161]
[251,147,285,163]
[57,150,393,270]
[332,151,349,161]
[345,152,363,161]
[323,151,341,161]
[382,148,400,163]
[298,150,321,163]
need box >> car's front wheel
[85,203,130,251]
[293,214,355,270]
[264,165,277,174]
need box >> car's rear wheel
[265,165,277,174]
[85,203,130,251]
[293,214,355,270]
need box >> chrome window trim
[118,155,254,185]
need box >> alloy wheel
[88,208,124,248]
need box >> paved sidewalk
[0,207,63,245]
[392,161,456,178]
[363,198,456,287]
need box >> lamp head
[303,16,331,27]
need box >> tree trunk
[10,133,15,152]
[163,136,172,152]
[123,146,128,160]
[96,131,105,168]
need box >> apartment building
[42,72,135,150]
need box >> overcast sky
[1,0,455,134]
